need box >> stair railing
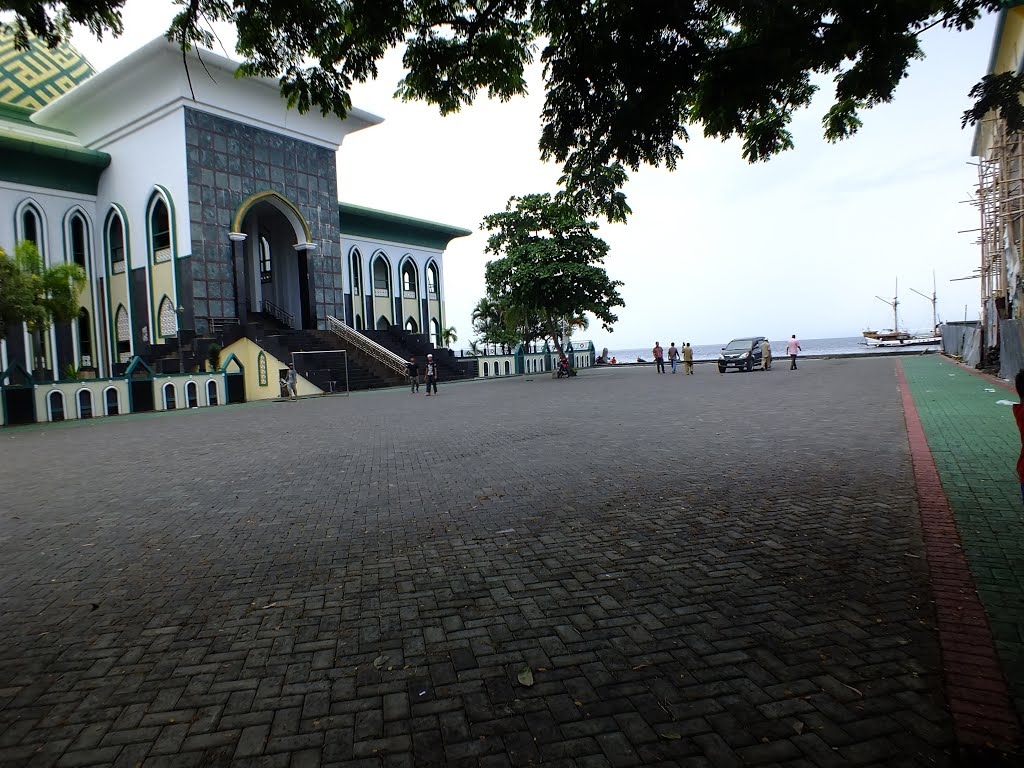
[261,300,294,328]
[325,316,408,376]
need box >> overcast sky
[69,2,995,348]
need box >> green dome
[0,28,94,111]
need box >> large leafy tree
[2,1,1010,203]
[0,242,86,372]
[481,193,623,358]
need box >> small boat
[863,331,941,348]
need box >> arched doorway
[235,192,314,329]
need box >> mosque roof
[0,28,95,111]
[339,202,473,251]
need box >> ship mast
[875,278,899,332]
[909,272,938,333]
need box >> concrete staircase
[362,327,476,381]
[245,314,406,392]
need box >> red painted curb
[936,354,1015,393]
[896,360,1020,753]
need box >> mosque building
[0,30,472,424]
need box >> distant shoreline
[609,348,939,367]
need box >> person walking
[285,363,297,400]
[667,342,680,373]
[760,339,772,371]
[406,355,420,393]
[786,335,801,370]
[424,353,439,396]
[682,342,694,375]
[653,341,665,374]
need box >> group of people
[758,336,803,371]
[650,335,804,374]
[652,342,694,374]
[406,354,440,395]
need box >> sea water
[604,336,939,363]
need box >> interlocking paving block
[0,359,972,764]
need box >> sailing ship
[862,278,942,347]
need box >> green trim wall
[339,202,471,250]
[146,186,181,344]
[104,204,133,367]
[0,134,110,194]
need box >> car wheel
[745,359,753,372]
[718,365,726,374]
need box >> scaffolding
[974,117,1024,318]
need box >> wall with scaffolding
[972,117,1024,373]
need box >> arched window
[505,360,511,375]
[401,260,417,295]
[354,314,363,331]
[19,202,44,254]
[376,315,390,331]
[494,362,500,377]
[372,255,390,295]
[158,297,177,338]
[163,382,176,410]
[69,213,88,270]
[77,389,93,419]
[186,381,198,408]
[350,249,362,294]
[259,235,272,282]
[430,318,440,346]
[483,362,489,377]
[206,380,218,406]
[78,308,93,367]
[427,263,439,297]
[405,317,418,333]
[105,387,120,415]
[149,196,171,263]
[48,390,65,421]
[114,305,131,363]
[106,211,126,273]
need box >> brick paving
[900,356,1024,736]
[896,361,1019,752]
[0,358,974,766]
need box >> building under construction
[970,3,1024,376]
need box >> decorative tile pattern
[183,108,342,332]
[115,307,130,342]
[158,297,177,338]
[0,29,94,110]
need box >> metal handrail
[325,316,408,376]
[262,300,294,328]
[209,317,240,333]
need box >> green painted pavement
[901,356,1024,723]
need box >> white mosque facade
[0,33,471,424]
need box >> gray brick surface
[0,361,961,765]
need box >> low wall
[999,318,1024,380]
[31,372,229,422]
[941,323,982,369]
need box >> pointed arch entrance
[232,191,316,329]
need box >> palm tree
[471,297,504,342]
[440,326,458,348]
[3,241,86,376]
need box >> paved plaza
[0,357,1005,766]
